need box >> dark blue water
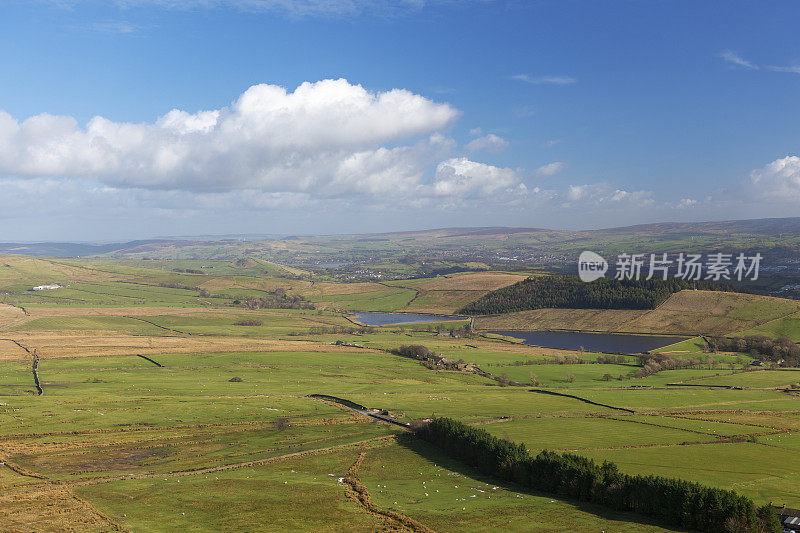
[353,312,466,326]
[488,330,687,353]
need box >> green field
[309,287,417,311]
[682,369,800,388]
[2,256,800,530]
[577,441,800,505]
[356,440,680,532]
[736,311,800,341]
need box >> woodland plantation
[460,277,733,315]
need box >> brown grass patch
[413,271,528,292]
[0,304,29,330]
[306,282,388,296]
[0,331,379,361]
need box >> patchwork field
[1,257,799,531]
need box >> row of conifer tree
[414,417,779,532]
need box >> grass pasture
[2,258,800,530]
[75,448,387,532]
[480,416,707,450]
[736,311,800,341]
[310,287,417,311]
[681,369,800,388]
[653,336,709,354]
[577,441,800,506]
[356,439,680,532]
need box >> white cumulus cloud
[0,79,460,195]
[431,158,524,198]
[749,155,800,202]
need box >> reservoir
[487,330,688,353]
[352,312,466,326]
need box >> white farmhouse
[32,284,62,291]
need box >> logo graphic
[578,251,608,282]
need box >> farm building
[31,284,62,291]
[778,507,800,532]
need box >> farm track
[308,394,411,429]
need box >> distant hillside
[0,240,168,257]
[586,217,800,236]
[0,217,798,270]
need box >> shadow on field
[395,433,687,532]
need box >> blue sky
[1,0,799,240]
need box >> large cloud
[1,77,693,231]
[749,155,800,202]
[0,79,459,194]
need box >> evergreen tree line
[460,276,733,315]
[708,335,800,367]
[414,417,779,533]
